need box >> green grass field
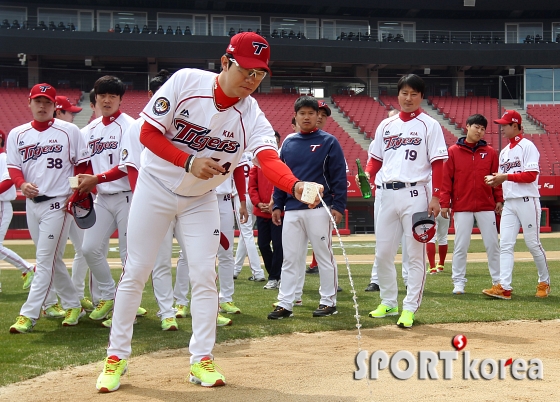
[0,238,558,386]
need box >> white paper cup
[68,176,79,189]
[300,182,320,204]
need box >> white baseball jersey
[369,113,448,184]
[498,137,540,200]
[0,153,16,201]
[7,120,90,196]
[119,117,145,172]
[140,68,278,196]
[81,113,135,194]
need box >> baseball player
[106,69,179,331]
[364,109,410,292]
[440,114,503,294]
[483,110,549,299]
[96,32,322,392]
[0,129,36,290]
[248,131,283,291]
[233,152,266,281]
[77,76,138,321]
[53,96,97,312]
[365,74,448,328]
[268,96,346,320]
[7,83,91,333]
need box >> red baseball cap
[494,110,522,125]
[29,83,56,103]
[56,96,82,113]
[318,100,331,116]
[226,32,271,74]
[66,190,96,229]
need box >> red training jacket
[440,138,503,212]
[248,165,283,218]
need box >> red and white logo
[252,41,268,55]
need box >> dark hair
[223,53,234,71]
[397,74,425,98]
[508,122,523,130]
[149,69,171,93]
[291,116,296,125]
[94,75,125,97]
[294,95,318,113]
[274,130,281,140]
[53,109,66,118]
[466,114,488,129]
[89,88,96,105]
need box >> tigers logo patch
[153,97,170,116]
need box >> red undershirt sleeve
[255,149,298,194]
[365,158,382,178]
[431,159,443,197]
[8,168,25,188]
[507,171,538,183]
[0,179,14,194]
[140,121,189,169]
[97,165,128,184]
[74,161,92,176]
[233,166,246,202]
[126,166,139,192]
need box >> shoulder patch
[153,97,171,116]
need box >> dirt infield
[1,319,558,402]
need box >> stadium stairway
[500,99,545,134]
[421,100,465,138]
[325,98,371,151]
[72,92,92,129]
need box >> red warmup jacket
[248,165,283,218]
[440,138,503,212]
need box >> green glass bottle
[356,159,372,199]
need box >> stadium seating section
[527,104,560,134]
[427,96,502,134]
[0,87,81,131]
[332,95,388,139]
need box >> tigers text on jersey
[369,112,448,184]
[7,119,90,197]
[81,112,135,194]
[119,117,145,172]
[0,153,16,201]
[140,68,278,197]
[498,137,540,199]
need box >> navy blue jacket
[273,129,347,213]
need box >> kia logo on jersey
[172,119,240,153]
[383,134,422,150]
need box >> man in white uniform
[78,76,137,321]
[365,74,448,328]
[484,110,549,299]
[7,83,90,333]
[95,32,321,392]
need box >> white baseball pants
[374,185,429,313]
[233,195,264,279]
[22,197,80,319]
[173,250,191,307]
[0,201,34,273]
[216,194,235,304]
[452,211,500,285]
[499,197,549,290]
[277,208,337,311]
[83,192,131,301]
[107,171,219,364]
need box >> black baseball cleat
[306,265,319,274]
[337,286,342,292]
[267,306,293,320]
[365,282,380,292]
[312,304,338,317]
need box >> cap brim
[65,105,82,113]
[234,55,271,75]
[73,202,96,229]
[493,118,509,124]
[30,94,56,102]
